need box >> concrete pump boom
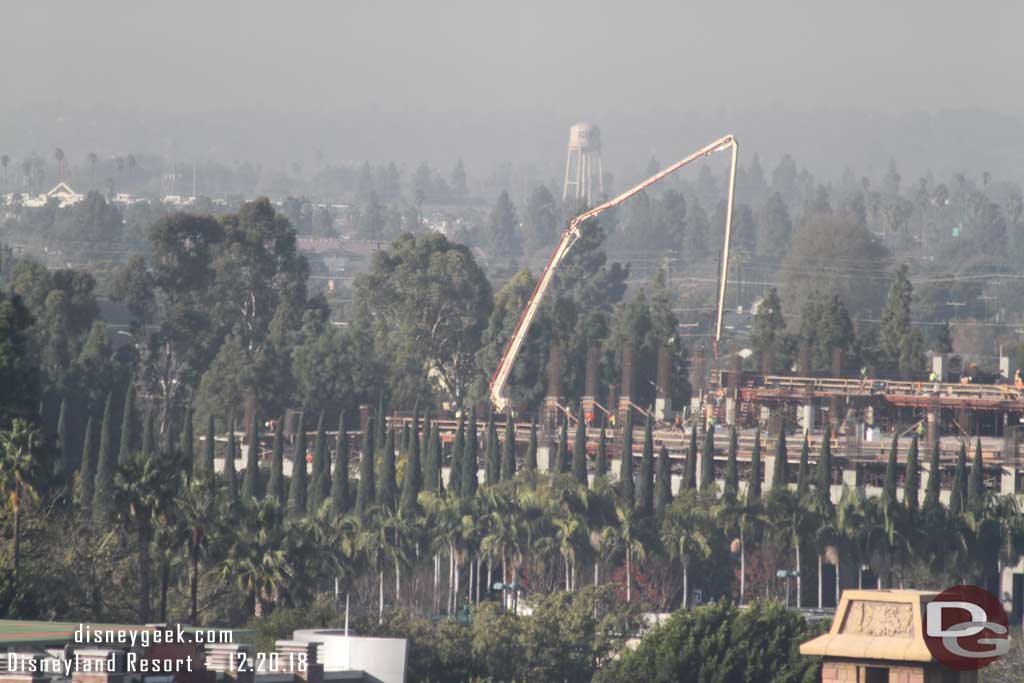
[488,134,739,411]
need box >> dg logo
[924,585,1010,671]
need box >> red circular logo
[923,585,1009,671]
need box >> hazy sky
[3,0,1023,179]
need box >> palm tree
[420,491,463,614]
[608,502,648,602]
[662,490,714,608]
[113,450,180,621]
[837,487,871,589]
[766,488,818,608]
[87,152,98,188]
[0,419,43,585]
[54,148,65,179]
[716,488,763,604]
[180,477,224,624]
[1,154,9,186]
[217,498,295,617]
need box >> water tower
[562,122,604,205]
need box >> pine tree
[76,416,96,511]
[904,434,920,513]
[572,405,588,486]
[594,417,608,478]
[181,406,195,482]
[356,417,376,517]
[771,429,788,490]
[287,414,308,517]
[309,412,328,511]
[683,426,697,490]
[638,414,655,514]
[724,426,739,500]
[462,408,479,498]
[619,410,635,507]
[796,432,810,498]
[922,437,941,512]
[484,413,500,485]
[399,407,422,515]
[700,426,715,491]
[967,437,985,511]
[223,419,238,501]
[449,413,464,497]
[141,408,155,460]
[118,382,138,464]
[57,398,69,477]
[655,444,673,512]
[949,440,967,516]
[524,418,538,473]
[267,417,285,505]
[92,393,117,528]
[200,415,216,482]
[816,424,832,491]
[242,410,261,500]
[748,428,762,503]
[379,426,397,510]
[331,414,350,515]
[883,434,899,508]
[501,415,516,480]
[556,417,569,474]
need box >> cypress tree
[462,408,479,498]
[572,404,588,487]
[141,408,155,460]
[422,410,439,494]
[57,398,69,477]
[556,417,569,473]
[904,434,920,513]
[700,425,715,491]
[379,426,397,510]
[267,417,285,505]
[967,437,985,511]
[181,406,195,482]
[683,425,697,490]
[796,432,810,498]
[771,428,789,490]
[331,414,350,514]
[501,415,516,481]
[118,382,138,464]
[223,419,238,501]
[922,437,941,511]
[619,410,635,507]
[76,416,96,511]
[638,414,655,514]
[401,422,412,458]
[448,413,464,497]
[375,395,386,454]
[949,440,967,516]
[92,393,116,528]
[816,424,832,491]
[432,428,444,496]
[355,417,376,517]
[242,410,261,500]
[287,414,308,517]
[748,428,762,503]
[723,425,739,500]
[595,416,608,478]
[524,418,538,473]
[655,444,672,512]
[484,413,500,485]
[309,412,328,510]
[399,408,422,515]
[883,434,899,508]
[201,415,216,482]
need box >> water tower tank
[563,123,604,204]
[568,122,602,152]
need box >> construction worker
[1015,369,1023,389]
[917,421,925,438]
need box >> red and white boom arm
[488,134,739,411]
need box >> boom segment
[489,134,739,411]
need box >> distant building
[18,181,85,208]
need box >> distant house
[22,181,85,208]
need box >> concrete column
[927,405,939,452]
[1001,465,1018,495]
[764,455,776,490]
[725,398,735,426]
[582,346,600,425]
[800,402,816,432]
[655,345,672,421]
